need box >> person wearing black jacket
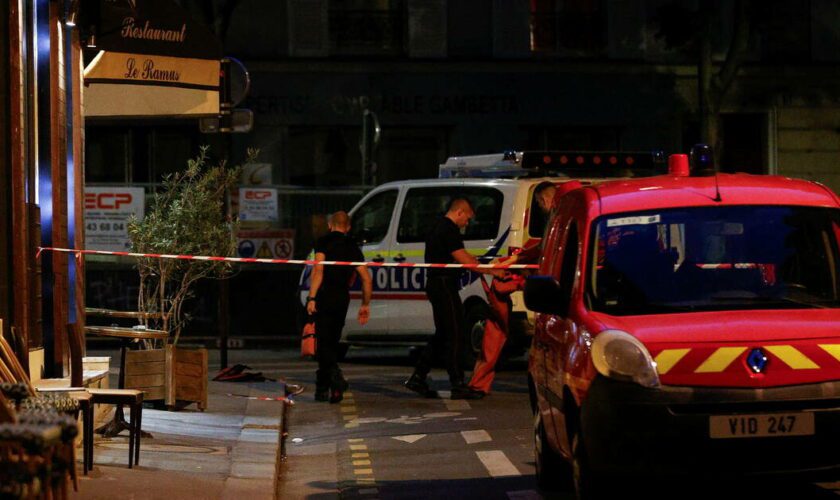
[307,211,373,403]
[404,198,502,400]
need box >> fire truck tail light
[592,330,660,388]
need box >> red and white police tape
[36,247,539,270]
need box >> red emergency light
[518,151,666,177]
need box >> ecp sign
[84,192,134,209]
[239,187,278,222]
[244,190,272,200]
[84,187,145,252]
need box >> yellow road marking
[353,460,372,466]
[765,345,819,369]
[341,406,356,413]
[350,444,367,451]
[352,452,369,459]
[345,423,360,428]
[695,347,747,373]
[654,349,691,375]
[819,344,840,362]
[343,414,357,421]
[354,468,374,475]
[348,438,364,443]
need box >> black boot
[330,370,350,403]
[404,373,438,398]
[450,382,485,400]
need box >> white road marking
[476,450,521,477]
[444,399,471,411]
[506,490,542,500]
[356,417,387,424]
[461,429,492,444]
[391,434,426,444]
[422,412,461,418]
[454,417,478,421]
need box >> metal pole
[280,385,291,462]
[219,279,229,369]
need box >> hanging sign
[82,0,222,117]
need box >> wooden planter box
[124,345,208,411]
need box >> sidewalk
[77,349,290,500]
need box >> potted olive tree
[126,146,253,410]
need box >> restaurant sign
[83,0,222,117]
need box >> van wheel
[534,411,572,491]
[464,302,491,366]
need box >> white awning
[83,51,219,117]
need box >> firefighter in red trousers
[469,181,581,394]
[468,269,526,394]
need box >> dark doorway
[720,113,767,174]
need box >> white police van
[299,151,663,359]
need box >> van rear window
[397,187,503,243]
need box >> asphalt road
[268,346,840,500]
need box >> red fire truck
[526,146,840,497]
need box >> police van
[299,151,663,359]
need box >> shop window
[530,0,606,56]
[329,0,406,56]
[151,129,198,181]
[85,127,130,183]
[288,127,361,186]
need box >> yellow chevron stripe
[765,345,819,370]
[654,349,691,375]
[695,347,746,373]
[819,344,840,362]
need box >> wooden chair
[0,320,95,478]
[0,320,143,471]
[67,323,145,468]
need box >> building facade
[1,0,86,376]
[81,0,840,338]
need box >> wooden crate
[166,345,208,411]
[124,348,166,401]
[124,346,208,410]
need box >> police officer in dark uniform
[307,211,373,403]
[404,198,501,400]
